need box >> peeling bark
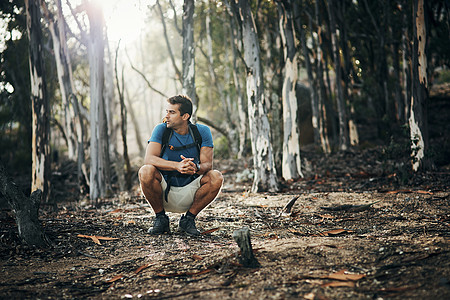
[409,0,430,171]
[26,0,51,203]
[238,0,278,192]
[278,0,302,181]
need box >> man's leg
[138,165,170,234]
[138,165,164,213]
[179,170,223,236]
[189,170,224,215]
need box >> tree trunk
[87,2,110,202]
[278,0,302,181]
[402,2,412,123]
[125,88,144,155]
[26,0,51,203]
[238,0,278,192]
[313,0,331,154]
[56,0,88,193]
[182,0,197,122]
[228,7,248,158]
[326,1,349,151]
[115,43,132,191]
[41,2,77,160]
[409,0,430,171]
[0,162,47,247]
[42,0,88,194]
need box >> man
[139,95,223,236]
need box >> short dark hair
[167,95,193,120]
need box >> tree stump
[0,162,47,247]
[232,227,260,268]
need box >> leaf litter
[0,145,449,299]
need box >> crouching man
[139,95,223,236]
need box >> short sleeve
[148,123,166,144]
[197,124,214,148]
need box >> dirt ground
[1,146,449,299]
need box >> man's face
[165,103,188,129]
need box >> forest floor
[1,144,449,300]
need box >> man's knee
[138,165,161,184]
[204,170,223,191]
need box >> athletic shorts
[161,175,203,213]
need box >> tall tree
[182,0,197,122]
[277,0,302,180]
[86,1,111,201]
[25,0,51,202]
[42,0,88,193]
[237,0,278,192]
[326,0,349,151]
[409,0,430,171]
[228,10,248,158]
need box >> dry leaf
[91,236,100,245]
[321,281,355,287]
[201,228,220,235]
[192,254,203,261]
[96,236,119,241]
[107,275,123,283]
[134,264,150,274]
[326,270,365,281]
[77,234,118,245]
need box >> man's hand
[178,155,197,175]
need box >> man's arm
[196,146,213,175]
[144,142,197,174]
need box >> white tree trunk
[45,11,77,159]
[278,1,302,180]
[26,0,51,202]
[182,0,197,122]
[87,2,110,201]
[239,1,278,192]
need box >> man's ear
[182,113,190,121]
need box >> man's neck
[173,123,189,135]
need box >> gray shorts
[161,175,203,213]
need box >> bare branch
[155,0,182,81]
[126,49,169,98]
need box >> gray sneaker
[148,214,170,235]
[178,214,200,236]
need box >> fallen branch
[320,199,383,212]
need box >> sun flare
[94,0,147,44]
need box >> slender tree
[326,0,349,151]
[277,0,302,180]
[86,1,111,201]
[26,0,51,202]
[409,0,430,171]
[237,0,278,192]
[182,0,197,122]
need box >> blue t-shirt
[149,123,213,165]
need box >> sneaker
[178,214,200,236]
[148,214,170,234]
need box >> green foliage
[213,135,229,159]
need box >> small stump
[232,227,260,268]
